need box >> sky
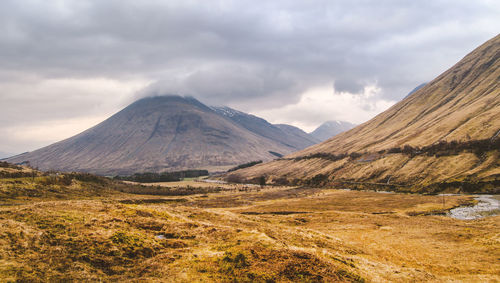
[0,0,499,156]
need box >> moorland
[1,163,498,282]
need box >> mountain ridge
[226,34,500,193]
[211,106,320,150]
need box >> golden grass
[233,149,499,193]
[1,172,499,282]
[125,179,261,190]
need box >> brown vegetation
[1,165,499,282]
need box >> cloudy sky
[1,0,499,156]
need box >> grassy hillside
[227,34,500,193]
[1,164,499,281]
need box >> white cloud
[252,84,396,132]
[0,76,150,153]
[1,115,108,154]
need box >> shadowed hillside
[6,96,318,175]
[211,106,320,149]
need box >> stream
[448,195,500,220]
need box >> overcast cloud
[0,0,499,155]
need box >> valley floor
[1,179,499,282]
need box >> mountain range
[6,96,322,175]
[211,106,321,149]
[226,34,500,193]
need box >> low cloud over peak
[1,0,499,153]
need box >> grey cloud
[0,0,499,153]
[136,63,313,109]
[2,1,497,80]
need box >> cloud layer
[0,0,499,154]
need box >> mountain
[6,96,317,175]
[404,83,427,98]
[211,106,319,149]
[310,84,428,143]
[0,151,14,159]
[310,120,356,142]
[226,34,500,193]
[274,124,321,146]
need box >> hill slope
[310,120,356,142]
[275,124,321,146]
[6,96,316,175]
[227,34,500,193]
[211,106,319,150]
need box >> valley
[0,166,498,282]
[1,2,499,283]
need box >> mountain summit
[227,34,500,193]
[6,96,318,175]
[310,120,356,142]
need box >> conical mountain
[227,34,500,193]
[6,96,317,175]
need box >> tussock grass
[1,167,499,281]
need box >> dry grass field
[124,179,261,190]
[1,168,499,282]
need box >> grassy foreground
[0,168,499,282]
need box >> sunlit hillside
[228,35,500,193]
